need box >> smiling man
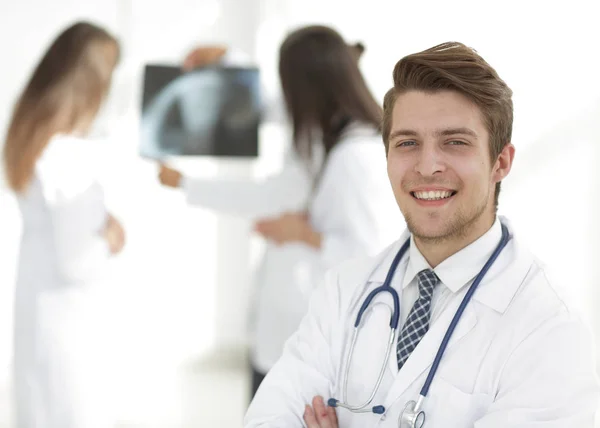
[243,42,599,428]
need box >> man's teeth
[414,190,453,200]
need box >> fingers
[303,405,319,428]
[157,164,182,188]
[253,220,268,236]
[303,396,338,427]
[254,221,285,245]
[157,167,168,185]
[254,223,280,244]
[158,163,167,178]
[182,46,227,70]
[182,57,195,72]
[105,220,125,254]
[254,218,276,235]
[312,396,337,428]
[328,404,338,427]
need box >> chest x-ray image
[140,64,261,159]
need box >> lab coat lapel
[384,299,478,404]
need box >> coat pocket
[422,377,493,428]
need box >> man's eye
[396,140,416,147]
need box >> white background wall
[0,0,599,425]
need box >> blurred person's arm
[158,45,301,219]
[46,180,117,284]
[254,142,399,268]
[39,137,123,284]
[254,212,321,248]
[158,146,312,220]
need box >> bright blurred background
[0,0,599,426]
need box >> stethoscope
[328,223,510,428]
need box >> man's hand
[254,212,322,248]
[103,214,125,255]
[304,396,339,428]
[158,163,183,188]
[182,45,227,71]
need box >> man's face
[387,90,512,242]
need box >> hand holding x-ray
[157,163,182,188]
[182,45,227,70]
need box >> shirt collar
[401,217,503,293]
[369,216,534,313]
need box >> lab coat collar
[368,216,533,314]
[371,216,534,402]
[401,217,503,293]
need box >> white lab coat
[12,134,113,428]
[244,217,600,427]
[182,122,403,373]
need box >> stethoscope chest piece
[399,400,425,428]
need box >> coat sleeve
[46,180,111,285]
[313,142,400,270]
[38,140,112,285]
[243,268,342,427]
[474,311,600,427]
[182,148,312,220]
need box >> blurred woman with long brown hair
[158,25,403,400]
[3,21,124,428]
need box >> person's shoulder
[500,223,591,337]
[506,226,582,316]
[37,134,104,200]
[326,124,386,171]
[503,252,597,368]
[523,255,589,323]
[335,122,382,149]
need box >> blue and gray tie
[396,269,439,370]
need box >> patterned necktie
[396,269,439,370]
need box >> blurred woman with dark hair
[3,21,123,428]
[158,25,402,399]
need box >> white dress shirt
[398,218,503,329]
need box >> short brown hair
[3,21,119,193]
[382,42,513,207]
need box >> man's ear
[493,143,515,183]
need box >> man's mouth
[411,190,457,201]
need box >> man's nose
[414,143,444,176]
